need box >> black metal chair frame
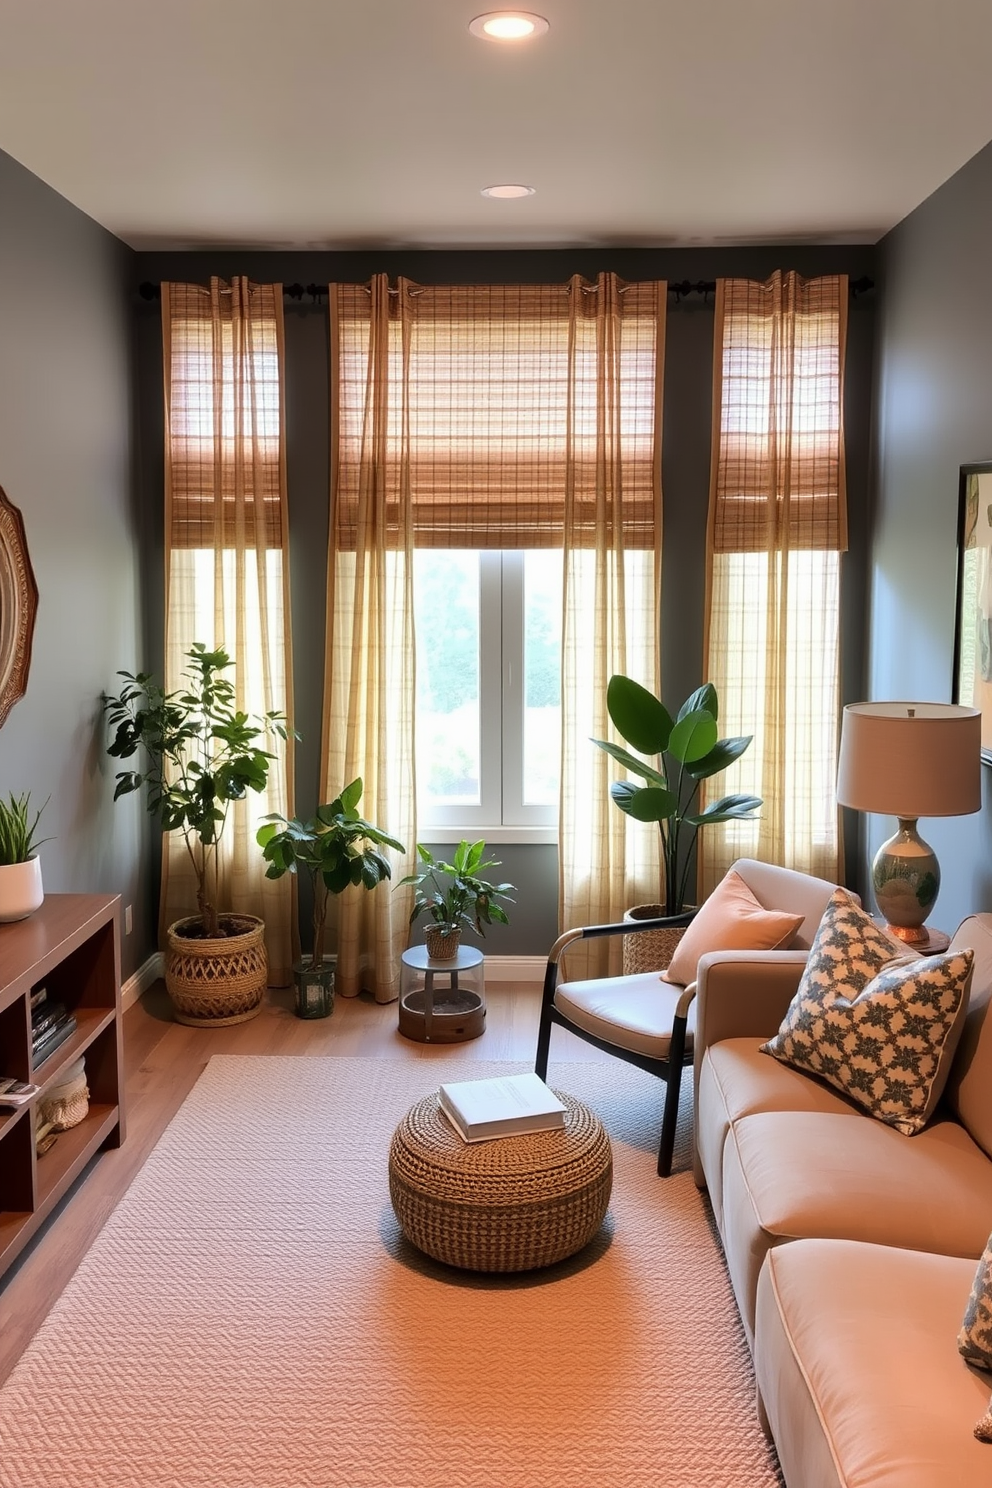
[535,912,697,1178]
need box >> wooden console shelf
[0,894,124,1280]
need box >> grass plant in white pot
[0,792,49,922]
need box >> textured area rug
[0,1056,781,1488]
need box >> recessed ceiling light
[469,12,550,41]
[481,184,536,199]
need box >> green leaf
[590,738,668,787]
[686,793,763,826]
[610,780,678,822]
[606,675,672,755]
[685,735,753,780]
[339,777,364,813]
[668,709,718,764]
[678,684,718,723]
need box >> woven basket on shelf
[389,1090,612,1273]
[621,905,697,976]
[39,1055,89,1130]
[165,914,267,1027]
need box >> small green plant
[0,792,50,866]
[593,675,762,915]
[104,643,292,939]
[257,779,405,972]
[398,839,515,949]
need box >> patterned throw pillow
[762,887,974,1136]
[959,1238,992,1440]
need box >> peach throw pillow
[660,869,804,987]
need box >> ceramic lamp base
[871,817,939,945]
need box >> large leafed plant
[593,675,762,915]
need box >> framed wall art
[953,461,992,764]
[0,485,37,728]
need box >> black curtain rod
[138,275,874,303]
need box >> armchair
[535,859,840,1178]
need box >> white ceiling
[1,0,991,252]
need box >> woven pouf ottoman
[388,1089,612,1273]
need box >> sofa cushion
[696,1038,863,1229]
[660,869,803,987]
[721,1108,992,1344]
[763,945,974,1135]
[960,1235,992,1371]
[755,1239,992,1488]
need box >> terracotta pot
[165,914,267,1027]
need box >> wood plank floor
[0,979,610,1386]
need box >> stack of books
[438,1072,566,1143]
[31,987,76,1068]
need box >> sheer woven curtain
[327,274,664,995]
[699,271,848,895]
[162,278,296,984]
[560,274,664,977]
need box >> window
[414,549,562,836]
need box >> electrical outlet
[124,904,133,935]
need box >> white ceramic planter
[0,854,43,922]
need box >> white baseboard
[122,952,164,1011]
[483,955,545,989]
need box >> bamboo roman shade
[710,273,848,555]
[164,280,287,550]
[330,277,664,550]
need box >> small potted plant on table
[257,778,405,1018]
[399,839,515,960]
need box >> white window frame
[416,550,559,845]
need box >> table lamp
[836,701,981,943]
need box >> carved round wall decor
[0,486,38,727]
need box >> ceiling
[2,0,991,253]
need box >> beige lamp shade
[836,702,982,819]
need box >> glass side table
[398,944,486,1043]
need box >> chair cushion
[755,1240,992,1488]
[661,869,803,987]
[942,914,992,1159]
[721,1107,992,1343]
[554,972,695,1061]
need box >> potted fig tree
[399,839,515,960]
[103,643,292,1026]
[593,675,762,969]
[257,779,405,1018]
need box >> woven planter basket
[621,905,697,975]
[424,926,461,961]
[388,1090,612,1273]
[165,914,267,1027]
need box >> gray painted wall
[134,245,876,955]
[871,139,992,929]
[0,149,150,979]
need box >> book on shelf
[0,1076,40,1107]
[30,986,47,1011]
[32,1015,77,1067]
[438,1072,566,1143]
[31,1001,70,1042]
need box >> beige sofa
[692,863,992,1487]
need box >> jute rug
[0,1056,782,1488]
